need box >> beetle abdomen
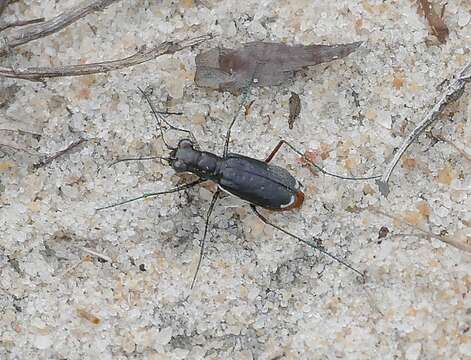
[217,154,304,210]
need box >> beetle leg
[223,65,261,157]
[264,140,285,163]
[96,179,204,211]
[191,190,221,289]
[250,204,365,281]
[266,139,380,180]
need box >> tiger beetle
[98,85,380,288]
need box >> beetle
[99,87,379,288]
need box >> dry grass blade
[33,138,87,169]
[417,0,449,43]
[0,34,211,80]
[0,0,122,57]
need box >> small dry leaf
[195,41,363,93]
[417,0,449,44]
[288,92,301,129]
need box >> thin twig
[377,61,471,196]
[0,0,121,57]
[0,17,45,32]
[33,138,87,169]
[369,206,471,253]
[0,34,211,80]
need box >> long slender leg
[190,190,221,289]
[223,88,252,157]
[264,140,285,163]
[250,205,365,280]
[223,64,262,157]
[265,140,380,180]
[96,179,204,211]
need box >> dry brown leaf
[417,0,449,44]
[288,92,301,129]
[195,41,363,93]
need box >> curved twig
[0,0,121,57]
[0,34,211,81]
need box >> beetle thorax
[170,139,221,179]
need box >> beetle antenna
[250,205,365,281]
[96,179,203,211]
[223,63,262,157]
[109,156,172,167]
[190,190,220,289]
[138,87,199,150]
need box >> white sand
[0,1,470,359]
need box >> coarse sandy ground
[0,1,470,359]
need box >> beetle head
[169,139,197,172]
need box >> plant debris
[416,0,449,43]
[288,91,301,129]
[33,138,87,169]
[377,60,471,196]
[0,0,122,57]
[0,35,210,81]
[195,41,363,93]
